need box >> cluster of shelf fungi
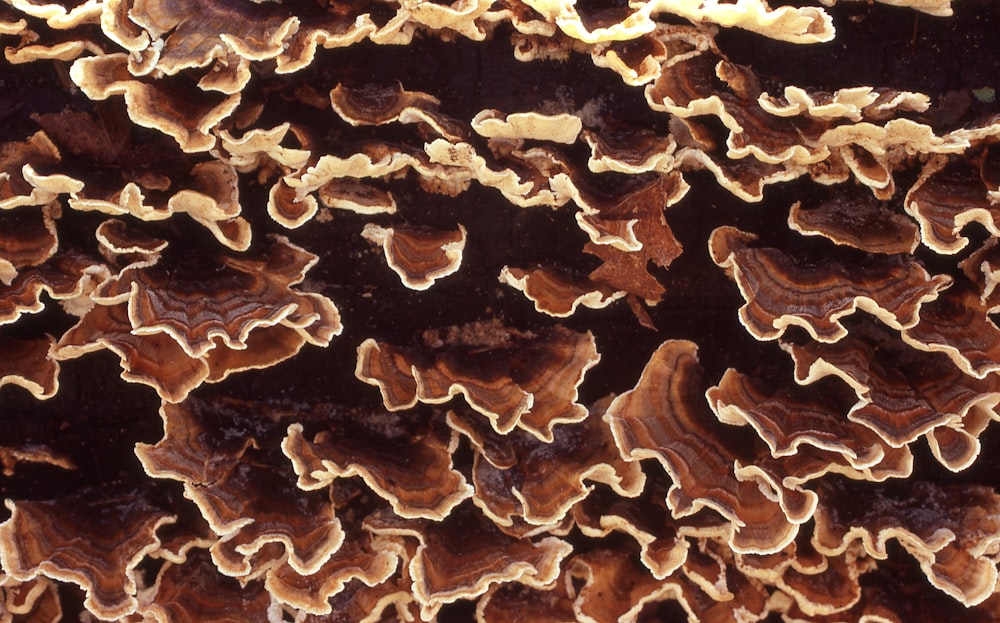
[2,0,1000,621]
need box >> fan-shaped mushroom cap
[448,401,645,527]
[95,218,168,256]
[356,323,599,441]
[215,123,310,174]
[708,368,890,469]
[126,0,299,83]
[761,86,880,121]
[0,333,59,400]
[0,575,62,622]
[1,132,69,210]
[567,545,770,623]
[646,52,829,167]
[192,460,345,578]
[0,251,109,326]
[587,24,685,86]
[330,82,436,125]
[525,0,834,44]
[583,127,679,175]
[758,86,929,122]
[94,234,339,359]
[264,521,403,615]
[814,479,1000,606]
[472,109,582,145]
[7,0,100,29]
[136,397,344,577]
[499,265,625,317]
[166,161,250,250]
[67,182,159,220]
[279,141,473,227]
[476,572,576,623]
[573,473,698,580]
[268,179,319,229]
[0,487,174,620]
[787,194,919,255]
[709,226,951,342]
[902,282,1000,379]
[135,397,262,486]
[55,302,211,402]
[0,12,27,36]
[676,139,803,202]
[4,37,106,64]
[605,340,801,554]
[315,179,397,216]
[961,237,1000,311]
[65,162,249,250]
[906,154,1000,254]
[137,549,273,623]
[56,255,330,401]
[422,139,548,207]
[365,504,572,618]
[0,202,59,285]
[567,548,682,623]
[70,54,241,153]
[782,322,1000,454]
[773,551,866,617]
[0,441,74,477]
[401,0,494,40]
[330,82,466,141]
[303,573,419,623]
[362,223,467,290]
[282,407,473,520]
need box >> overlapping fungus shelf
[2,0,1000,621]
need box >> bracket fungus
[361,223,467,291]
[2,0,1000,621]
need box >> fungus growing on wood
[709,225,951,342]
[330,83,466,142]
[906,152,1000,254]
[707,367,890,470]
[283,407,474,520]
[2,0,1000,620]
[137,549,274,623]
[69,54,241,153]
[53,235,339,401]
[0,252,109,325]
[782,321,1000,454]
[498,265,624,317]
[813,479,1000,606]
[361,223,467,291]
[605,340,801,555]
[448,399,645,528]
[0,487,174,620]
[0,202,59,284]
[94,218,167,256]
[787,193,920,254]
[0,334,59,400]
[365,504,572,618]
[356,323,599,441]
